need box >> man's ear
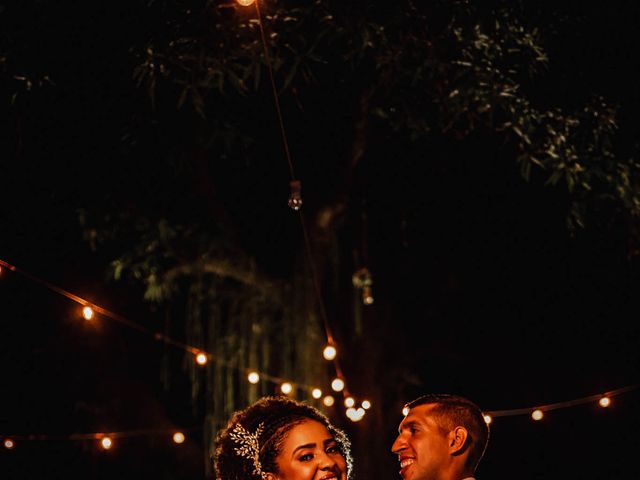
[448,426,469,454]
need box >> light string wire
[2,426,202,442]
[250,2,347,389]
[485,384,640,417]
[254,0,295,181]
[1,256,639,444]
[0,258,325,391]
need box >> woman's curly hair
[213,396,353,480]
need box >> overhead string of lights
[2,257,639,449]
[239,0,368,422]
[0,258,366,418]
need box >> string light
[172,432,185,444]
[236,0,255,6]
[331,378,344,392]
[361,399,371,410]
[1,256,637,440]
[2,256,354,414]
[346,407,365,422]
[352,267,374,305]
[323,395,335,407]
[281,382,293,395]
[247,371,260,384]
[344,397,355,408]
[483,414,492,425]
[323,345,337,361]
[402,406,410,416]
[362,286,374,305]
[195,353,208,365]
[287,180,303,211]
[82,306,94,320]
[531,409,544,421]
[100,437,113,450]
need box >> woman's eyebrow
[292,442,316,455]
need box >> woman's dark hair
[214,395,353,480]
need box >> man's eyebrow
[398,420,418,433]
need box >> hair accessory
[230,422,266,479]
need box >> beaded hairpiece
[229,422,267,479]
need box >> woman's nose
[319,452,337,469]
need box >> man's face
[391,404,450,480]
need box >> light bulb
[100,437,113,450]
[483,414,492,424]
[361,400,371,410]
[344,397,355,408]
[323,345,337,360]
[195,353,208,365]
[247,371,260,384]
[598,396,611,408]
[4,439,14,449]
[236,0,255,5]
[531,409,544,421]
[82,306,94,320]
[288,180,303,211]
[362,286,374,305]
[281,382,293,394]
[323,395,335,407]
[402,406,410,416]
[173,432,185,444]
[331,378,344,392]
[312,388,322,399]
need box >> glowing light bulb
[100,437,113,450]
[361,400,371,410]
[195,353,208,365]
[4,439,14,449]
[82,306,94,320]
[323,395,335,407]
[331,378,344,392]
[402,406,410,416]
[362,286,374,305]
[347,407,365,422]
[247,371,260,384]
[483,414,492,424]
[312,388,322,399]
[288,180,303,211]
[323,345,337,361]
[236,0,255,5]
[531,409,544,421]
[599,396,611,408]
[344,397,355,408]
[281,382,293,394]
[173,432,185,444]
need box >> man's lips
[399,457,415,476]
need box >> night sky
[2,2,640,479]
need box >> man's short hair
[405,393,489,471]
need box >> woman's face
[272,419,348,480]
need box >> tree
[3,1,640,478]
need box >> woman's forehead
[282,419,332,450]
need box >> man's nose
[391,435,406,453]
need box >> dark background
[2,1,640,479]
